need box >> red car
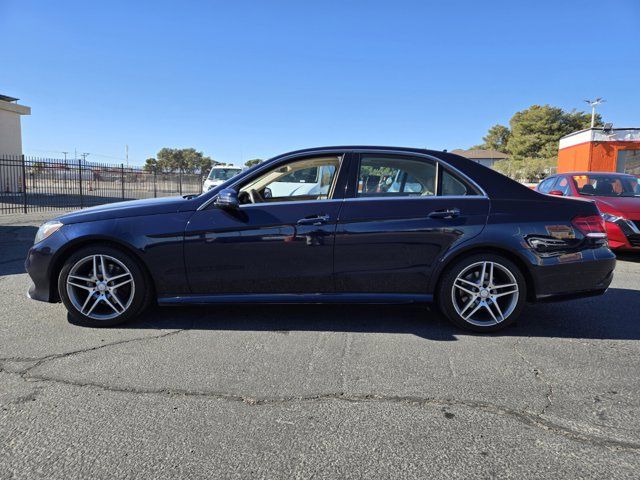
[537,172,640,251]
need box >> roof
[0,94,19,103]
[560,127,640,139]
[559,127,640,149]
[451,149,509,160]
[265,145,540,200]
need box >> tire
[437,253,526,333]
[58,244,151,327]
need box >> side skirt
[157,293,433,306]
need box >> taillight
[572,215,607,238]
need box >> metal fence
[0,155,204,214]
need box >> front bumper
[25,230,69,303]
[606,219,640,250]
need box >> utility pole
[62,152,68,189]
[125,144,129,167]
[584,98,605,128]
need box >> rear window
[573,174,640,197]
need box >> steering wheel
[248,189,264,204]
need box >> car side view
[536,171,640,251]
[26,147,616,332]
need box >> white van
[203,165,242,191]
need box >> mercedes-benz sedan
[26,146,616,332]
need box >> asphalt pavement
[1,212,639,479]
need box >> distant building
[451,149,508,169]
[558,127,640,175]
[0,94,30,156]
[0,94,31,192]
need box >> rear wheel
[437,253,526,332]
[58,245,150,327]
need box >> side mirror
[215,188,240,209]
[548,190,564,196]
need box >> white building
[0,94,31,191]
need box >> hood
[591,196,640,218]
[56,195,199,224]
[203,179,224,191]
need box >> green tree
[156,148,218,173]
[143,157,158,172]
[477,104,602,181]
[494,157,555,182]
[482,124,510,153]
[244,158,263,168]
[506,105,599,159]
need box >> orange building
[558,127,640,175]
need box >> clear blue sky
[2,0,639,165]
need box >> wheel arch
[431,244,537,303]
[49,236,156,302]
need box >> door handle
[296,214,330,226]
[428,208,460,219]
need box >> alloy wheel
[66,254,135,320]
[450,261,519,327]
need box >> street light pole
[584,98,605,128]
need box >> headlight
[34,220,63,244]
[601,212,623,223]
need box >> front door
[334,153,490,293]
[184,154,346,294]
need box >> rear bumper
[528,246,616,302]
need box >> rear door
[334,152,490,293]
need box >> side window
[238,156,340,204]
[357,156,436,197]
[538,177,557,194]
[555,177,571,196]
[441,169,476,196]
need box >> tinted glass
[555,177,572,195]
[441,169,474,196]
[538,177,557,193]
[357,156,436,197]
[573,174,640,197]
[209,168,241,180]
[616,149,640,175]
[239,156,340,203]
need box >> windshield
[573,174,640,197]
[208,168,241,181]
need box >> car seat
[581,184,596,195]
[594,182,614,195]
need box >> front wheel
[437,253,526,332]
[58,245,150,327]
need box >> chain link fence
[0,155,204,214]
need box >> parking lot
[1,212,639,479]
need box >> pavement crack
[0,328,189,375]
[514,338,553,416]
[9,368,640,453]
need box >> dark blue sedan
[25,146,616,332]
